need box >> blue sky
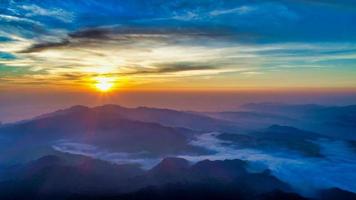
[0,0,356,89]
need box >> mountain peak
[68,105,89,111]
[151,157,190,173]
[29,155,63,168]
[94,104,126,110]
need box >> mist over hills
[0,103,355,199]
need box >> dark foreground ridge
[0,154,355,200]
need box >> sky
[1,0,356,122]
[1,0,356,90]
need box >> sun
[94,77,115,92]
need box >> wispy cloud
[0,14,42,26]
[20,4,74,23]
[52,141,160,169]
[210,6,255,16]
[210,3,299,20]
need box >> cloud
[52,141,160,169]
[0,14,42,26]
[241,71,263,76]
[172,11,201,21]
[47,64,217,82]
[20,4,74,23]
[209,3,299,20]
[210,6,255,16]
[48,62,226,82]
[68,27,113,39]
[69,26,232,40]
[19,40,70,53]
[180,132,356,196]
[119,62,218,75]
[18,25,235,54]
[4,32,356,88]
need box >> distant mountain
[218,125,324,157]
[1,104,240,136]
[240,103,356,140]
[200,111,295,129]
[262,125,323,140]
[29,104,238,131]
[90,104,239,131]
[0,105,217,163]
[241,103,325,117]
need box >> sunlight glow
[94,77,115,92]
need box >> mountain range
[0,103,355,199]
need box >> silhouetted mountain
[91,104,239,131]
[0,154,144,199]
[64,187,309,200]
[112,185,307,200]
[190,159,247,180]
[317,188,356,200]
[0,155,297,200]
[0,153,355,200]
[26,104,237,132]
[129,158,292,197]
[150,157,190,174]
[257,190,309,200]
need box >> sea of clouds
[52,132,356,196]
